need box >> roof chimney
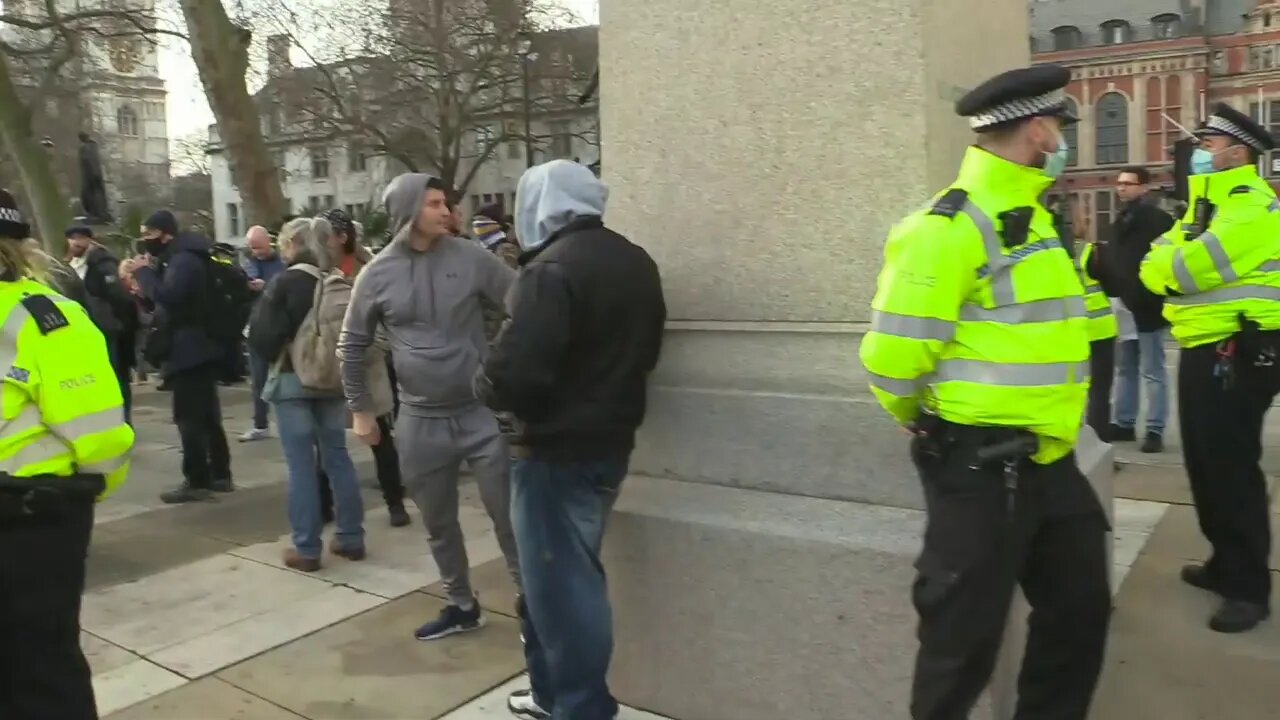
[267,35,292,78]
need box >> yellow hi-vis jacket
[0,277,133,498]
[1076,243,1118,342]
[1140,165,1280,348]
[859,146,1090,464]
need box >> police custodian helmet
[1195,102,1278,152]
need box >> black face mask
[143,237,166,256]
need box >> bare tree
[255,0,593,195]
[0,0,177,246]
[179,0,288,227]
[171,130,213,175]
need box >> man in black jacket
[66,226,138,423]
[475,160,666,720]
[133,210,233,502]
[1096,167,1175,453]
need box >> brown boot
[283,548,321,572]
[329,539,366,561]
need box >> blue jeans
[512,457,627,720]
[274,398,364,559]
[1114,329,1169,434]
[249,352,270,430]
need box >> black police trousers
[0,496,98,719]
[1179,342,1279,606]
[909,432,1110,720]
[1086,338,1115,440]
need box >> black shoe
[1209,600,1270,633]
[211,477,235,493]
[1181,564,1221,593]
[388,503,411,527]
[160,484,213,504]
[1140,432,1164,453]
[414,602,484,640]
[1108,424,1136,442]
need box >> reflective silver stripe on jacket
[962,201,1017,306]
[0,293,76,371]
[1167,284,1280,305]
[960,296,1085,324]
[80,454,128,475]
[1171,232,1237,294]
[46,407,125,445]
[867,371,920,397]
[1087,307,1112,320]
[933,359,1089,387]
[870,310,955,342]
[0,435,69,473]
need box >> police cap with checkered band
[955,65,1078,132]
[0,189,31,241]
[1195,102,1277,152]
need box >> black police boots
[1210,600,1270,634]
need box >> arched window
[1063,98,1079,167]
[1100,20,1132,45]
[1153,13,1182,39]
[1052,25,1082,51]
[116,105,138,137]
[1096,93,1129,165]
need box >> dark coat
[134,233,225,376]
[476,217,667,462]
[80,244,137,337]
[1094,193,1175,333]
[247,265,318,367]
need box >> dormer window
[1052,25,1082,51]
[1152,13,1181,39]
[1101,20,1132,45]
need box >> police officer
[859,66,1110,719]
[0,190,135,719]
[1139,103,1280,633]
[1076,240,1118,440]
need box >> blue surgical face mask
[1190,147,1220,176]
[1041,133,1069,179]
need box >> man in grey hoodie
[338,173,521,640]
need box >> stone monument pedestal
[596,0,1112,717]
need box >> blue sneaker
[414,603,484,641]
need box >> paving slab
[441,674,672,720]
[230,502,503,600]
[82,553,337,656]
[106,676,306,719]
[1111,498,1171,592]
[1137,504,1280,572]
[217,593,525,720]
[1090,551,1280,719]
[1113,462,1193,506]
[87,522,238,592]
[93,658,188,716]
[83,631,142,675]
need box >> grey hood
[381,172,436,242]
[515,160,608,251]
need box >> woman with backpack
[248,217,365,571]
[314,209,410,528]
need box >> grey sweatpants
[397,404,521,607]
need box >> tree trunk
[0,54,69,251]
[179,0,286,228]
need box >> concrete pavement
[81,381,1280,719]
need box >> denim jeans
[512,457,627,720]
[274,397,364,559]
[249,351,270,430]
[1114,329,1169,435]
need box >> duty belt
[0,472,104,519]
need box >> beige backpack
[287,264,351,392]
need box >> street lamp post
[519,35,536,168]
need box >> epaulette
[20,295,70,335]
[1230,185,1254,196]
[927,188,969,219]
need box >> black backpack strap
[928,188,969,219]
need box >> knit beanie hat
[321,208,356,241]
[143,209,178,236]
[0,190,31,241]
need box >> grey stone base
[604,475,930,720]
[605,432,1113,720]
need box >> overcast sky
[159,0,600,151]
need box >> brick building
[1028,0,1280,238]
